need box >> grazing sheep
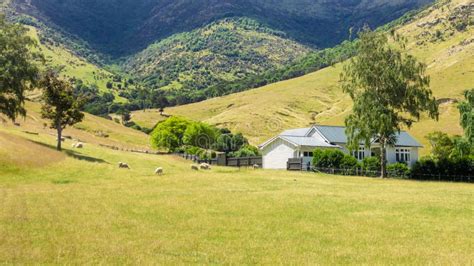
[200,163,211,170]
[155,167,164,175]
[118,162,130,169]
[252,164,260,169]
[191,165,199,171]
[72,142,84,148]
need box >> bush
[387,163,410,178]
[362,157,381,172]
[312,149,345,168]
[411,157,474,181]
[232,145,259,157]
[340,155,360,170]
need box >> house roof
[260,125,423,149]
[280,136,338,148]
[314,125,422,147]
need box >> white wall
[262,139,297,169]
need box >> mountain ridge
[10,0,434,57]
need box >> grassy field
[132,0,473,155]
[0,123,473,264]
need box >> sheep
[155,167,163,175]
[191,165,199,171]
[72,142,84,149]
[252,164,260,169]
[200,163,211,170]
[118,162,130,169]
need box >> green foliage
[40,71,85,151]
[214,131,248,153]
[411,157,474,180]
[341,27,439,177]
[340,155,360,170]
[312,149,346,168]
[458,89,474,144]
[183,122,219,149]
[387,163,411,178]
[231,145,260,158]
[362,157,381,172]
[426,131,455,161]
[0,15,40,121]
[150,117,191,152]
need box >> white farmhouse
[259,125,422,170]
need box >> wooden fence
[179,153,262,168]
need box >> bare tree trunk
[380,139,387,178]
[56,125,62,151]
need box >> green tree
[341,27,438,178]
[426,131,454,161]
[183,122,219,149]
[117,107,131,125]
[0,15,41,121]
[150,117,191,152]
[40,72,85,151]
[458,89,474,144]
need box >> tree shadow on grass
[27,140,109,164]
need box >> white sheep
[200,163,211,170]
[155,167,164,175]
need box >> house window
[396,148,411,163]
[353,147,365,160]
[303,152,314,157]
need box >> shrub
[340,155,360,170]
[312,149,345,168]
[387,163,410,178]
[362,157,380,172]
[411,157,474,181]
[232,145,259,157]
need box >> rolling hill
[131,0,474,155]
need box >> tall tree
[458,89,474,144]
[341,27,438,178]
[0,15,41,121]
[40,72,84,151]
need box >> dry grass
[4,101,151,149]
[132,0,473,156]
[0,127,473,264]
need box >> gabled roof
[313,125,423,147]
[260,124,423,149]
[280,136,338,148]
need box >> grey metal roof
[280,128,311,137]
[280,136,338,148]
[314,125,422,147]
[273,125,422,148]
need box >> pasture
[0,127,473,264]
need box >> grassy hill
[2,101,150,149]
[122,18,310,103]
[132,0,474,155]
[0,110,473,263]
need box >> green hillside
[10,0,433,56]
[132,0,474,155]
[122,18,310,104]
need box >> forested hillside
[122,18,310,105]
[10,0,433,56]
